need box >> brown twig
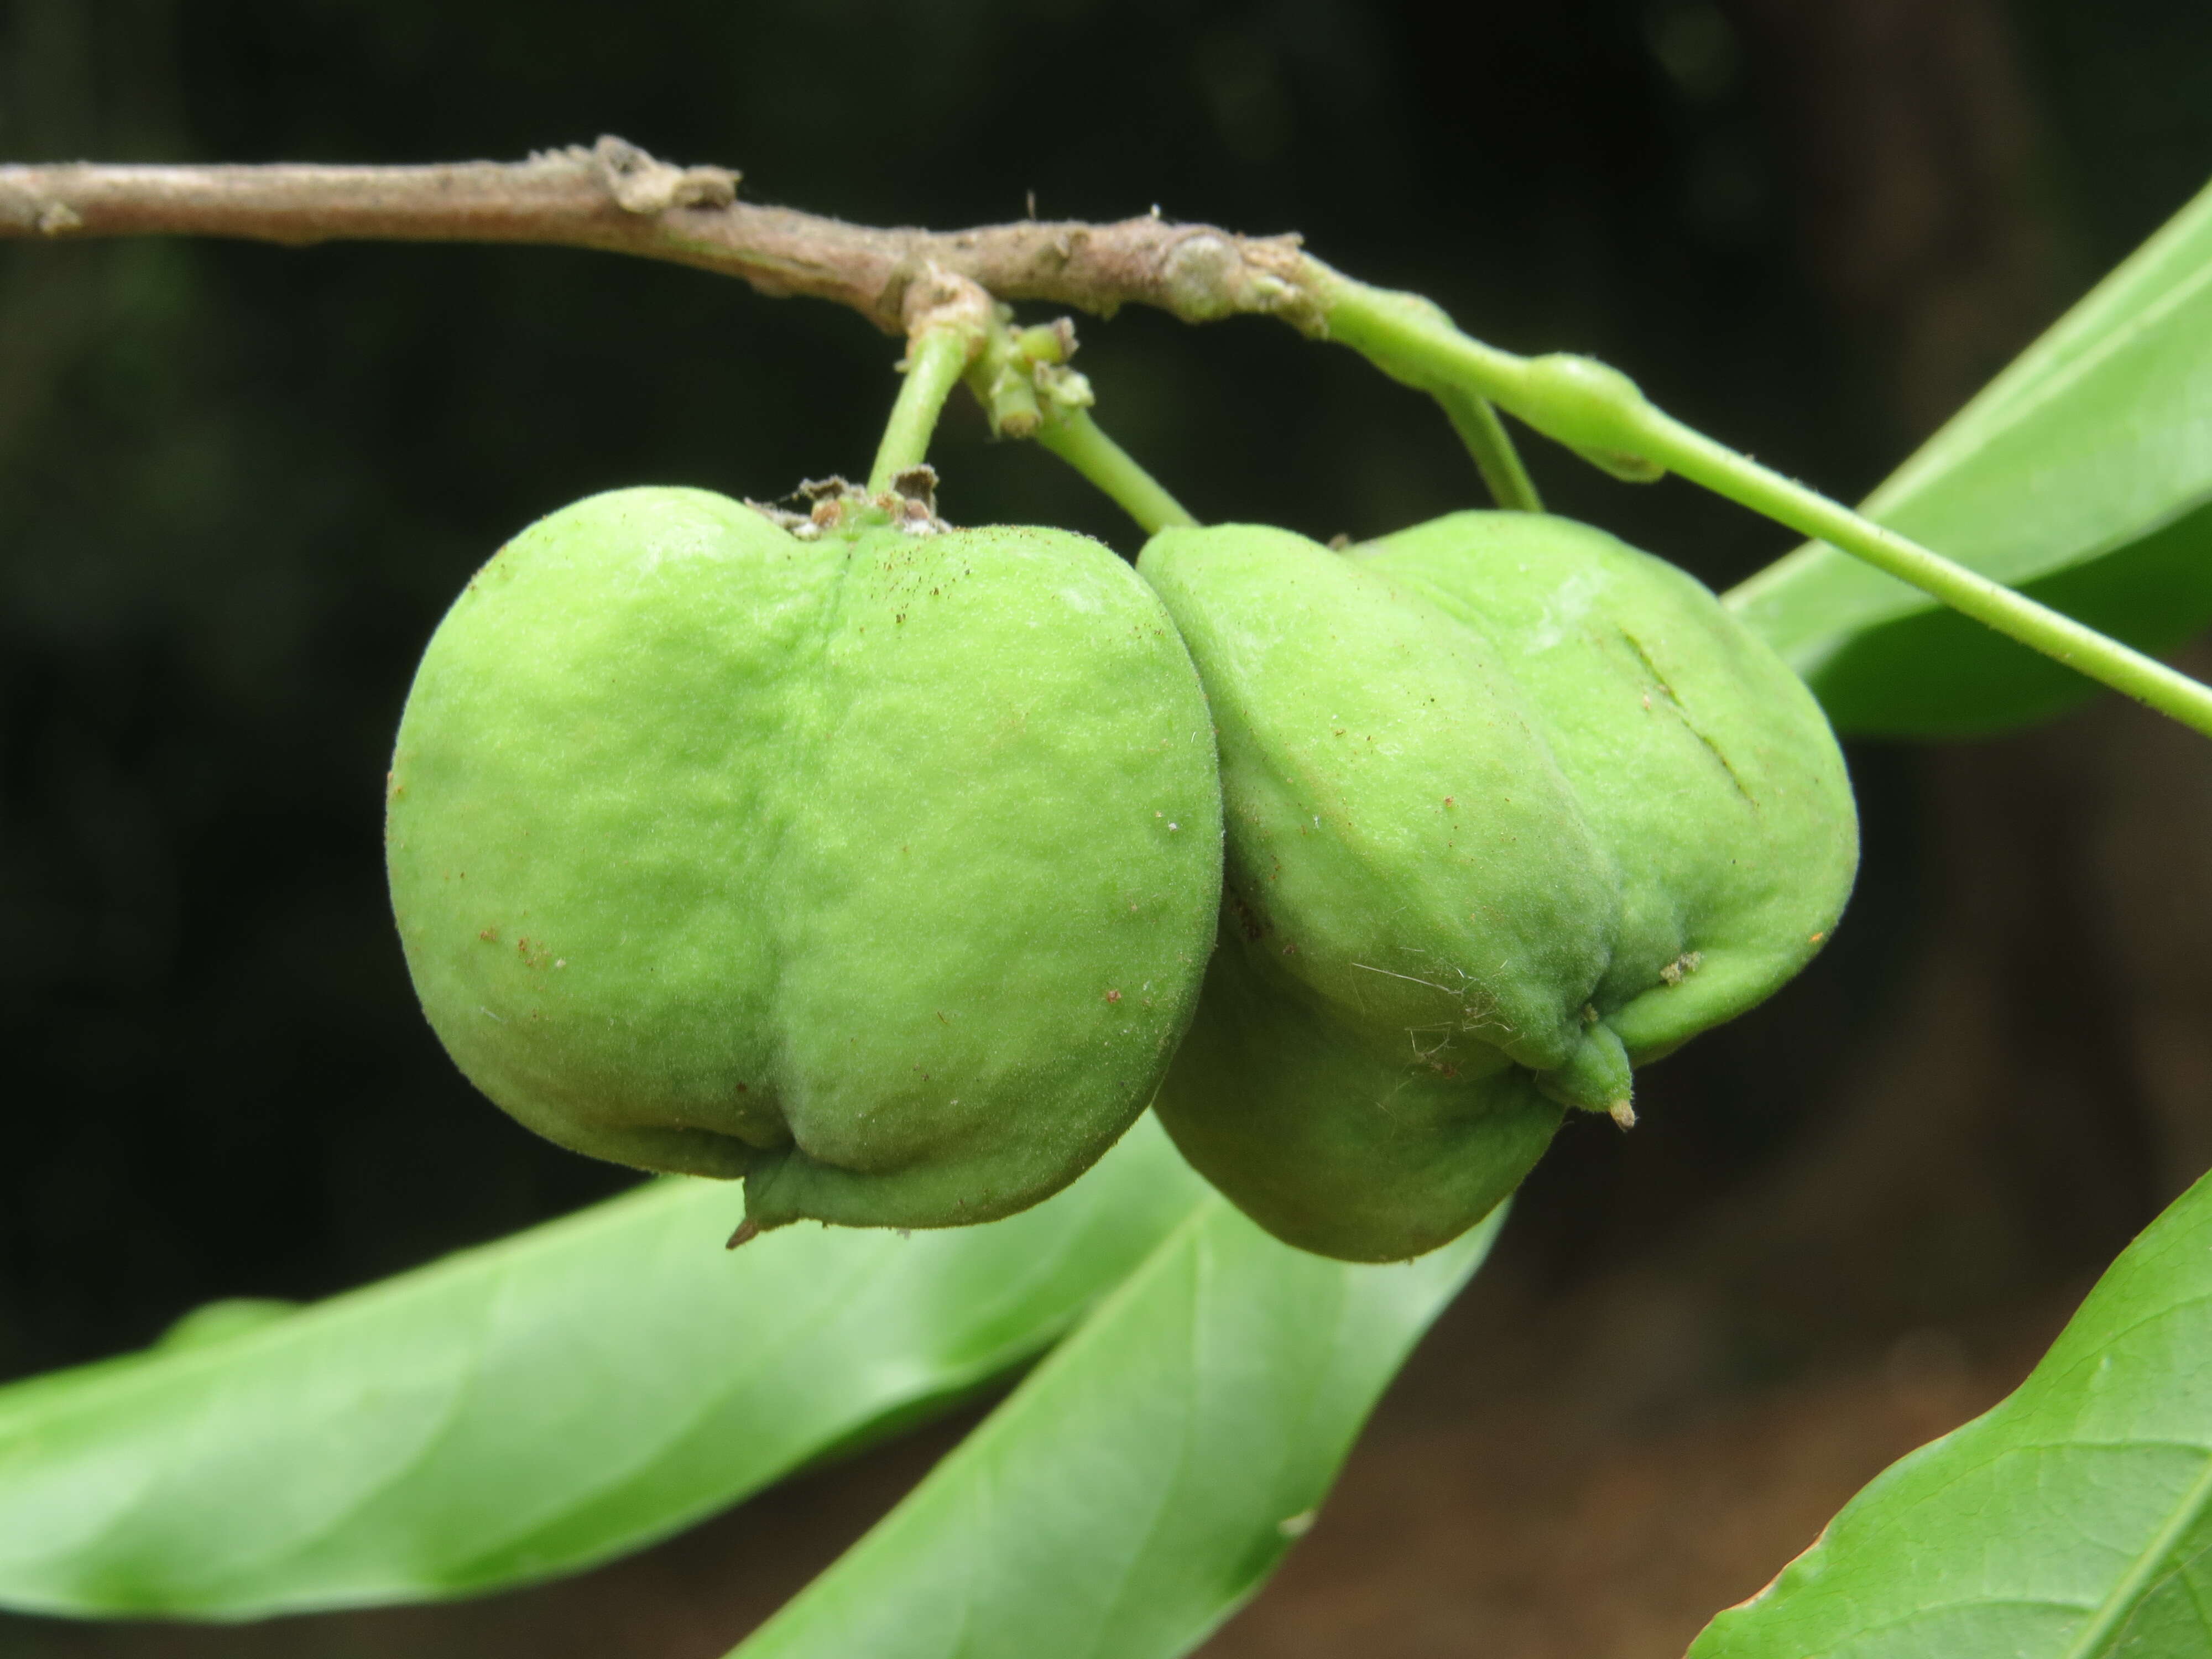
[0,135,1322,338]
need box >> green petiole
[1634,411,2212,740]
[1315,267,2212,743]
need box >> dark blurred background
[2,1,2209,1654]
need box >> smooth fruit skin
[1355,512,1857,1057]
[1159,941,1566,1262]
[387,487,1223,1233]
[1138,513,1856,1261]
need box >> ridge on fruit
[1140,511,1858,1261]
[387,484,1223,1234]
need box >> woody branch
[0,134,1321,338]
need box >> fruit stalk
[1035,410,1198,534]
[1433,387,1543,512]
[869,325,973,493]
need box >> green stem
[1314,268,2212,742]
[1035,409,1199,534]
[1637,412,2212,738]
[1434,388,1542,511]
[868,326,971,493]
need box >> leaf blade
[1688,1168,2212,1658]
[0,1115,1207,1619]
[1728,175,2212,736]
[732,1195,1500,1659]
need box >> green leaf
[1728,175,2212,737]
[0,1299,306,1422]
[149,1298,301,1353]
[733,1194,1499,1659]
[0,1115,1207,1619]
[1689,1166,2212,1658]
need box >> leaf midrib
[2062,1447,2212,1659]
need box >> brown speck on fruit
[479,928,498,942]
[1809,931,1827,944]
[1106,989,1123,1003]
[1443,797,1454,807]
[1228,889,1267,943]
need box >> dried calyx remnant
[745,469,951,540]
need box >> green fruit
[387,486,1223,1234]
[1138,512,1857,1261]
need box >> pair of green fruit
[384,483,1856,1262]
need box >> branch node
[895,261,995,352]
[1159,232,1242,322]
[587,134,739,216]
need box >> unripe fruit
[1138,512,1857,1261]
[387,486,1223,1234]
